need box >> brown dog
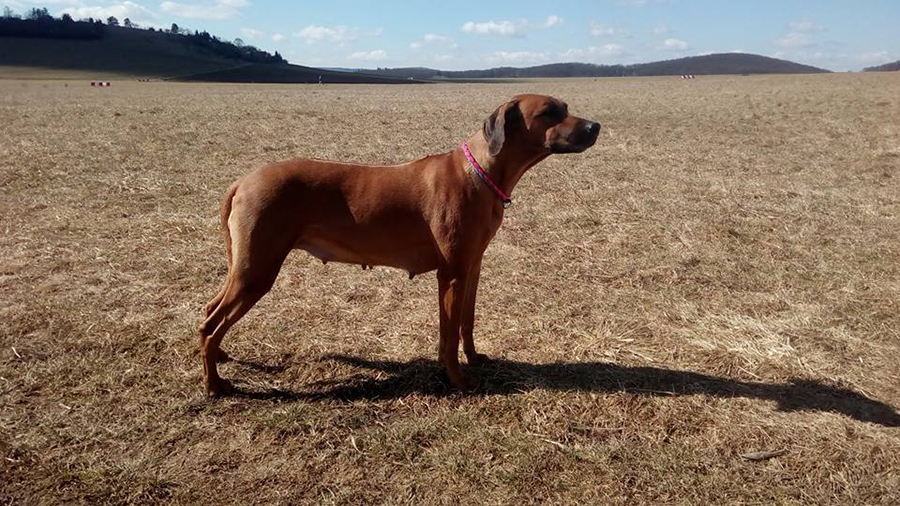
[199,94,600,396]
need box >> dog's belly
[295,235,440,277]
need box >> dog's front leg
[437,268,472,391]
[460,255,491,366]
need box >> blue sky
[5,1,899,70]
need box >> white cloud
[786,49,897,70]
[160,0,248,20]
[486,50,548,64]
[462,20,523,36]
[2,0,24,11]
[294,24,354,43]
[775,31,812,48]
[590,22,628,38]
[776,20,822,49]
[349,49,387,61]
[650,24,669,35]
[788,19,820,32]
[293,24,380,44]
[410,33,457,50]
[240,27,262,40]
[60,1,156,23]
[543,15,562,28]
[271,33,284,43]
[663,38,690,50]
[560,44,624,61]
[857,51,891,64]
[424,33,449,43]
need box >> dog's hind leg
[204,286,227,317]
[199,238,289,396]
[201,285,231,363]
[203,286,233,364]
[198,194,293,396]
[200,182,240,357]
[200,275,273,396]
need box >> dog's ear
[483,99,521,157]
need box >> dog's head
[483,94,600,157]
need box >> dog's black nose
[585,121,600,135]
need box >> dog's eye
[539,108,564,121]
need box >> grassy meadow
[1,73,899,504]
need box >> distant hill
[1,25,252,78]
[863,61,900,72]
[174,63,425,84]
[367,53,830,79]
[2,12,829,83]
[631,53,828,76]
[0,12,418,83]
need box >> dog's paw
[466,353,493,366]
[450,375,477,392]
[206,378,234,398]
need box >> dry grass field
[1,74,899,504]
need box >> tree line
[1,7,285,64]
[1,7,105,39]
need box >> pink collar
[462,141,512,208]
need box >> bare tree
[27,7,50,20]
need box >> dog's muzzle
[549,120,601,154]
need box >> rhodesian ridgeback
[199,94,600,396]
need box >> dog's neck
[462,133,548,203]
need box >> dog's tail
[220,181,239,272]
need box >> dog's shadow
[230,354,900,428]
